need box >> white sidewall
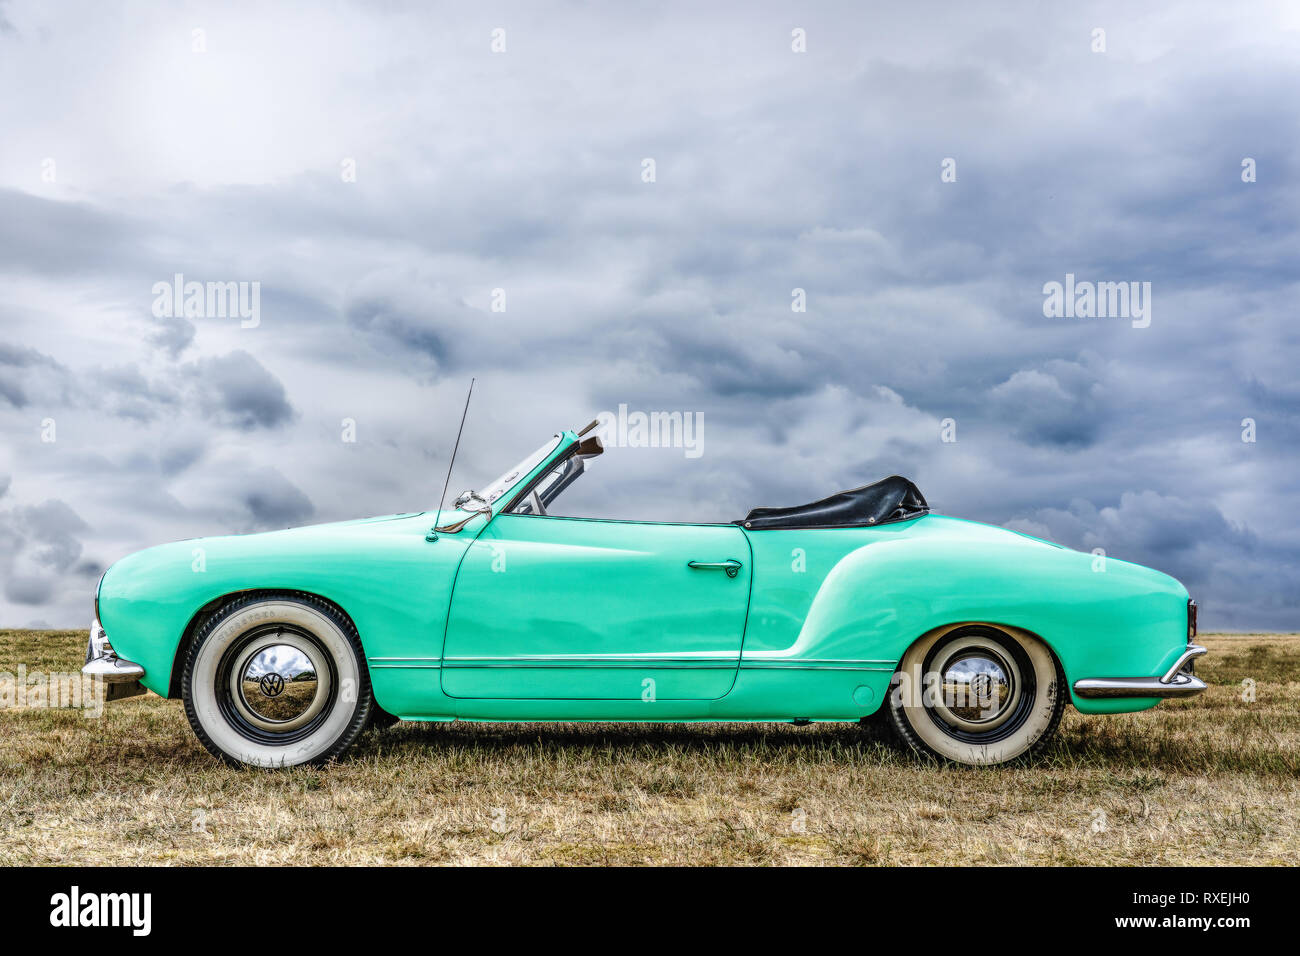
[189,601,361,768]
[896,625,1059,766]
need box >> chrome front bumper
[1073,644,1208,700]
[82,620,147,700]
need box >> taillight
[1187,599,1198,640]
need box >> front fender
[96,514,463,702]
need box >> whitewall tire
[885,624,1065,766]
[181,592,373,768]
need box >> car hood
[197,511,426,540]
[103,511,447,585]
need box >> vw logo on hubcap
[258,672,286,698]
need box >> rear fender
[792,538,1189,711]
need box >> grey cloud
[988,357,1107,449]
[0,189,147,278]
[0,343,58,368]
[12,499,89,569]
[0,342,67,408]
[0,336,290,433]
[0,498,89,606]
[0,1,1298,628]
[88,364,181,423]
[345,294,452,367]
[6,577,53,605]
[190,350,295,430]
[158,438,206,476]
[0,374,22,408]
[150,315,196,358]
[1007,491,1294,630]
[240,468,314,530]
[73,559,102,577]
[0,343,184,423]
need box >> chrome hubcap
[229,637,332,733]
[930,642,1020,733]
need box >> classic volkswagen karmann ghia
[83,421,1206,767]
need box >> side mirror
[433,491,492,536]
[453,489,489,512]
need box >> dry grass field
[1,629,1296,866]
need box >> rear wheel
[885,624,1064,766]
[181,593,373,768]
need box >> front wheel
[885,624,1065,766]
[181,593,373,768]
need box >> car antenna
[427,377,475,542]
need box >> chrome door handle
[687,559,743,578]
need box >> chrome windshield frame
[476,435,566,511]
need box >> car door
[440,513,752,699]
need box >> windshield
[477,435,563,507]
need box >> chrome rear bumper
[82,620,147,700]
[1073,644,1208,700]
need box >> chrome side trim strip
[742,664,895,672]
[444,660,735,670]
[741,657,895,666]
[741,656,896,672]
[369,657,442,670]
[371,655,896,672]
[444,654,736,662]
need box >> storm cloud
[0,1,1297,629]
[0,497,94,608]
[189,350,295,431]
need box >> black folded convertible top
[735,475,929,530]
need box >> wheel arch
[167,588,366,699]
[896,620,1066,675]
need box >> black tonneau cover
[735,475,929,530]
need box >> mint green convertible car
[84,422,1206,768]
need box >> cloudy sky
[1,1,1297,630]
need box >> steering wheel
[528,490,546,516]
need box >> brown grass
[1,630,1296,865]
